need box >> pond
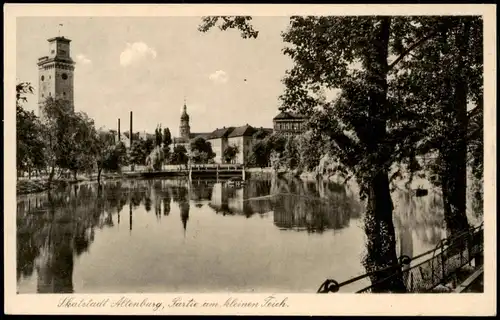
[16,176,454,293]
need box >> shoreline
[16,166,449,197]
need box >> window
[51,50,55,54]
[63,92,66,96]
[41,75,45,81]
[62,73,68,80]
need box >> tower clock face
[62,73,68,80]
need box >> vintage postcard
[4,3,496,316]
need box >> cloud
[209,70,229,84]
[76,54,92,65]
[119,42,157,67]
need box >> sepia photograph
[5,3,496,316]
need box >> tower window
[41,75,44,81]
[62,73,68,80]
[63,92,66,96]
[42,94,44,97]
[49,92,51,96]
[51,50,55,54]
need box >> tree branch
[388,31,438,71]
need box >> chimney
[118,118,121,139]
[130,111,133,146]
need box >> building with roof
[170,100,273,165]
[227,124,258,165]
[273,111,308,137]
[206,126,236,164]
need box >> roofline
[37,57,75,66]
[48,37,72,43]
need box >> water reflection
[17,177,454,293]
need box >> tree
[95,131,128,185]
[296,131,327,172]
[394,17,483,236]
[129,138,148,166]
[16,83,46,178]
[248,140,270,168]
[39,97,76,186]
[171,145,189,166]
[189,137,215,164]
[57,112,99,181]
[146,147,165,171]
[155,125,163,147]
[162,128,172,163]
[223,145,239,164]
[253,128,271,140]
[198,16,450,292]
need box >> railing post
[441,241,446,282]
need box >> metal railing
[317,223,484,293]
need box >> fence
[317,223,484,293]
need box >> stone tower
[37,36,76,117]
[179,100,190,140]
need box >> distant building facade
[170,102,273,165]
[273,112,308,137]
[37,36,76,118]
[206,127,235,164]
[227,125,257,165]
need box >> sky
[16,17,293,135]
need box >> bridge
[188,164,245,181]
[317,223,484,293]
[122,163,246,181]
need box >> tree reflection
[270,177,362,233]
[16,182,136,293]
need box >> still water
[17,177,459,293]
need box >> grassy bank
[16,172,127,196]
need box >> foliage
[146,146,165,171]
[296,131,328,172]
[199,16,259,39]
[57,112,99,178]
[248,132,288,168]
[170,145,189,165]
[129,138,154,166]
[253,128,271,140]
[96,131,128,178]
[222,145,239,164]
[16,83,45,176]
[163,128,172,147]
[189,137,215,164]
[248,140,269,168]
[155,125,163,147]
[162,127,172,163]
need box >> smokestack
[118,118,121,140]
[130,111,133,146]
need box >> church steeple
[179,98,190,140]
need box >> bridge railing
[189,164,244,171]
[317,223,484,293]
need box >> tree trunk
[48,165,55,188]
[363,171,407,293]
[97,168,102,186]
[361,17,406,293]
[440,19,471,237]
